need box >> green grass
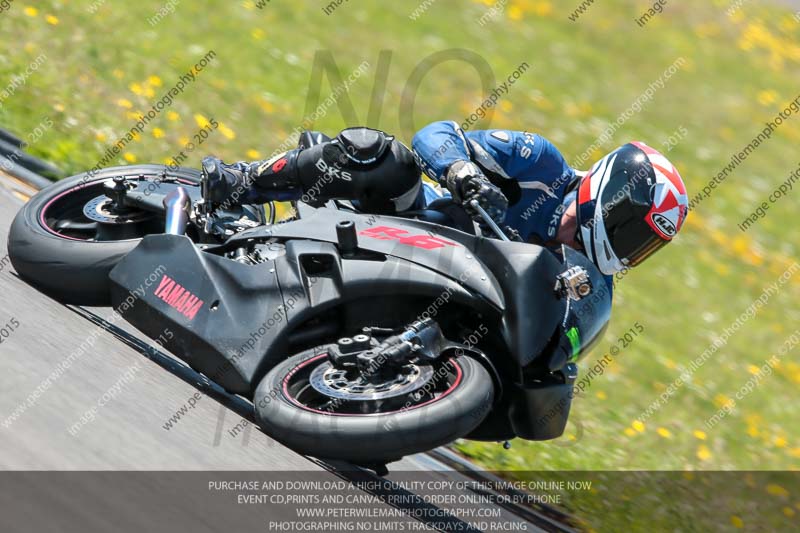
[1,0,799,529]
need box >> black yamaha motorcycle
[8,157,610,465]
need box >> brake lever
[469,199,522,242]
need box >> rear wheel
[254,346,494,463]
[7,165,201,306]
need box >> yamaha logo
[651,213,676,237]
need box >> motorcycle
[7,149,611,466]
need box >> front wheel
[254,346,494,463]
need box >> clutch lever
[199,164,218,235]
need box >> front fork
[330,318,447,372]
[329,318,504,402]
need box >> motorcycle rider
[201,121,689,277]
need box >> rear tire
[7,165,201,306]
[254,347,494,463]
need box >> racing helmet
[575,142,689,275]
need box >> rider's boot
[201,151,303,208]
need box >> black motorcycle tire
[254,347,495,463]
[7,165,201,306]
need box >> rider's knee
[358,136,421,213]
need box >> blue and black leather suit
[205,122,581,247]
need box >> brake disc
[309,361,434,401]
[82,195,151,224]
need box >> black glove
[445,160,508,229]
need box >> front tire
[254,347,494,463]
[7,165,201,306]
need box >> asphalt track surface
[0,174,559,533]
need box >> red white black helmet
[575,142,689,275]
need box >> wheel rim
[38,174,197,242]
[281,353,464,417]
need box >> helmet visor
[608,215,668,267]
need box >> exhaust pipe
[163,187,190,236]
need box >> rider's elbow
[412,120,461,156]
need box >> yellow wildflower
[218,123,236,140]
[507,5,523,20]
[757,90,778,106]
[713,394,734,409]
[766,484,789,497]
[697,445,712,461]
[194,114,211,129]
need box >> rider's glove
[445,160,508,229]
